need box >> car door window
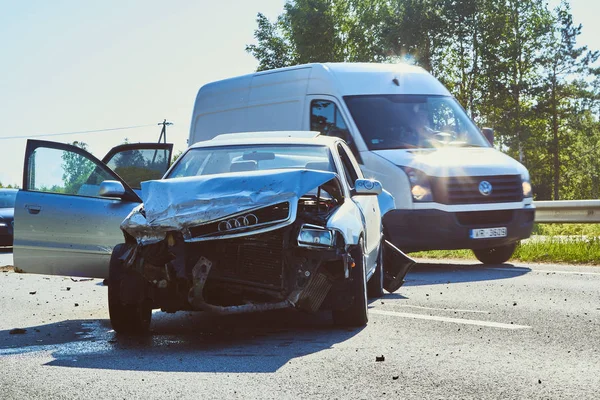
[103,143,173,189]
[26,147,116,197]
[24,140,139,200]
[336,144,361,190]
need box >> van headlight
[522,171,532,198]
[401,167,433,202]
[298,225,334,247]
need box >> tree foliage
[247,0,600,200]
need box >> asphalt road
[1,250,599,399]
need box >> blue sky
[0,0,598,186]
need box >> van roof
[189,131,339,149]
[199,62,451,97]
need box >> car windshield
[167,144,335,179]
[0,190,17,208]
[344,95,490,150]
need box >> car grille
[455,210,514,226]
[430,175,522,205]
[188,202,290,239]
[208,229,286,289]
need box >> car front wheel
[333,239,368,327]
[108,243,152,335]
[472,242,517,265]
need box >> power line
[0,123,157,140]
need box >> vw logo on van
[478,181,493,196]
[218,214,259,231]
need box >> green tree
[61,141,95,194]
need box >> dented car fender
[326,200,364,247]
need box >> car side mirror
[354,179,383,196]
[98,180,126,198]
[482,127,494,145]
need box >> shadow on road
[0,309,361,373]
[404,262,531,287]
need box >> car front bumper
[383,207,535,252]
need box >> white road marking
[370,309,531,330]
[393,304,489,314]
[489,267,600,276]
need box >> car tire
[472,242,517,265]
[366,242,384,298]
[333,239,368,327]
[108,243,152,335]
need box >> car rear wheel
[366,242,384,298]
[472,242,517,265]
[108,244,152,335]
[333,239,368,327]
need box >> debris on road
[9,328,27,335]
[376,355,385,362]
[392,376,399,380]
[70,277,93,282]
[29,291,36,295]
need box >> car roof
[188,131,340,149]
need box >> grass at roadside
[411,223,600,265]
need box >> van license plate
[470,227,507,239]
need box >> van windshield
[344,95,490,150]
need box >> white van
[189,63,535,264]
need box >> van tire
[472,243,517,265]
[367,243,384,298]
[108,244,152,335]
[333,239,368,327]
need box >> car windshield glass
[344,95,490,150]
[0,190,17,208]
[167,144,335,179]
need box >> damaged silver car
[14,133,413,334]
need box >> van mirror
[482,128,494,145]
[354,179,383,196]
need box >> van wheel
[108,244,152,335]
[472,243,517,265]
[333,239,368,327]
[367,242,384,298]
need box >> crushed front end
[116,169,357,316]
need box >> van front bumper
[383,207,535,253]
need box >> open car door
[13,140,173,279]
[382,240,416,293]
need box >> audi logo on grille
[217,214,259,231]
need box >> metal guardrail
[534,200,600,223]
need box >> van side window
[311,100,363,163]
[310,100,351,141]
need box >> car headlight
[297,225,334,247]
[522,172,532,198]
[401,167,433,202]
[0,221,6,228]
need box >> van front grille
[430,175,522,205]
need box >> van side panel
[191,76,252,144]
[244,68,311,132]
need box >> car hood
[373,147,528,177]
[121,168,338,243]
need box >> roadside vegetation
[412,223,600,265]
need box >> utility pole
[157,119,173,144]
